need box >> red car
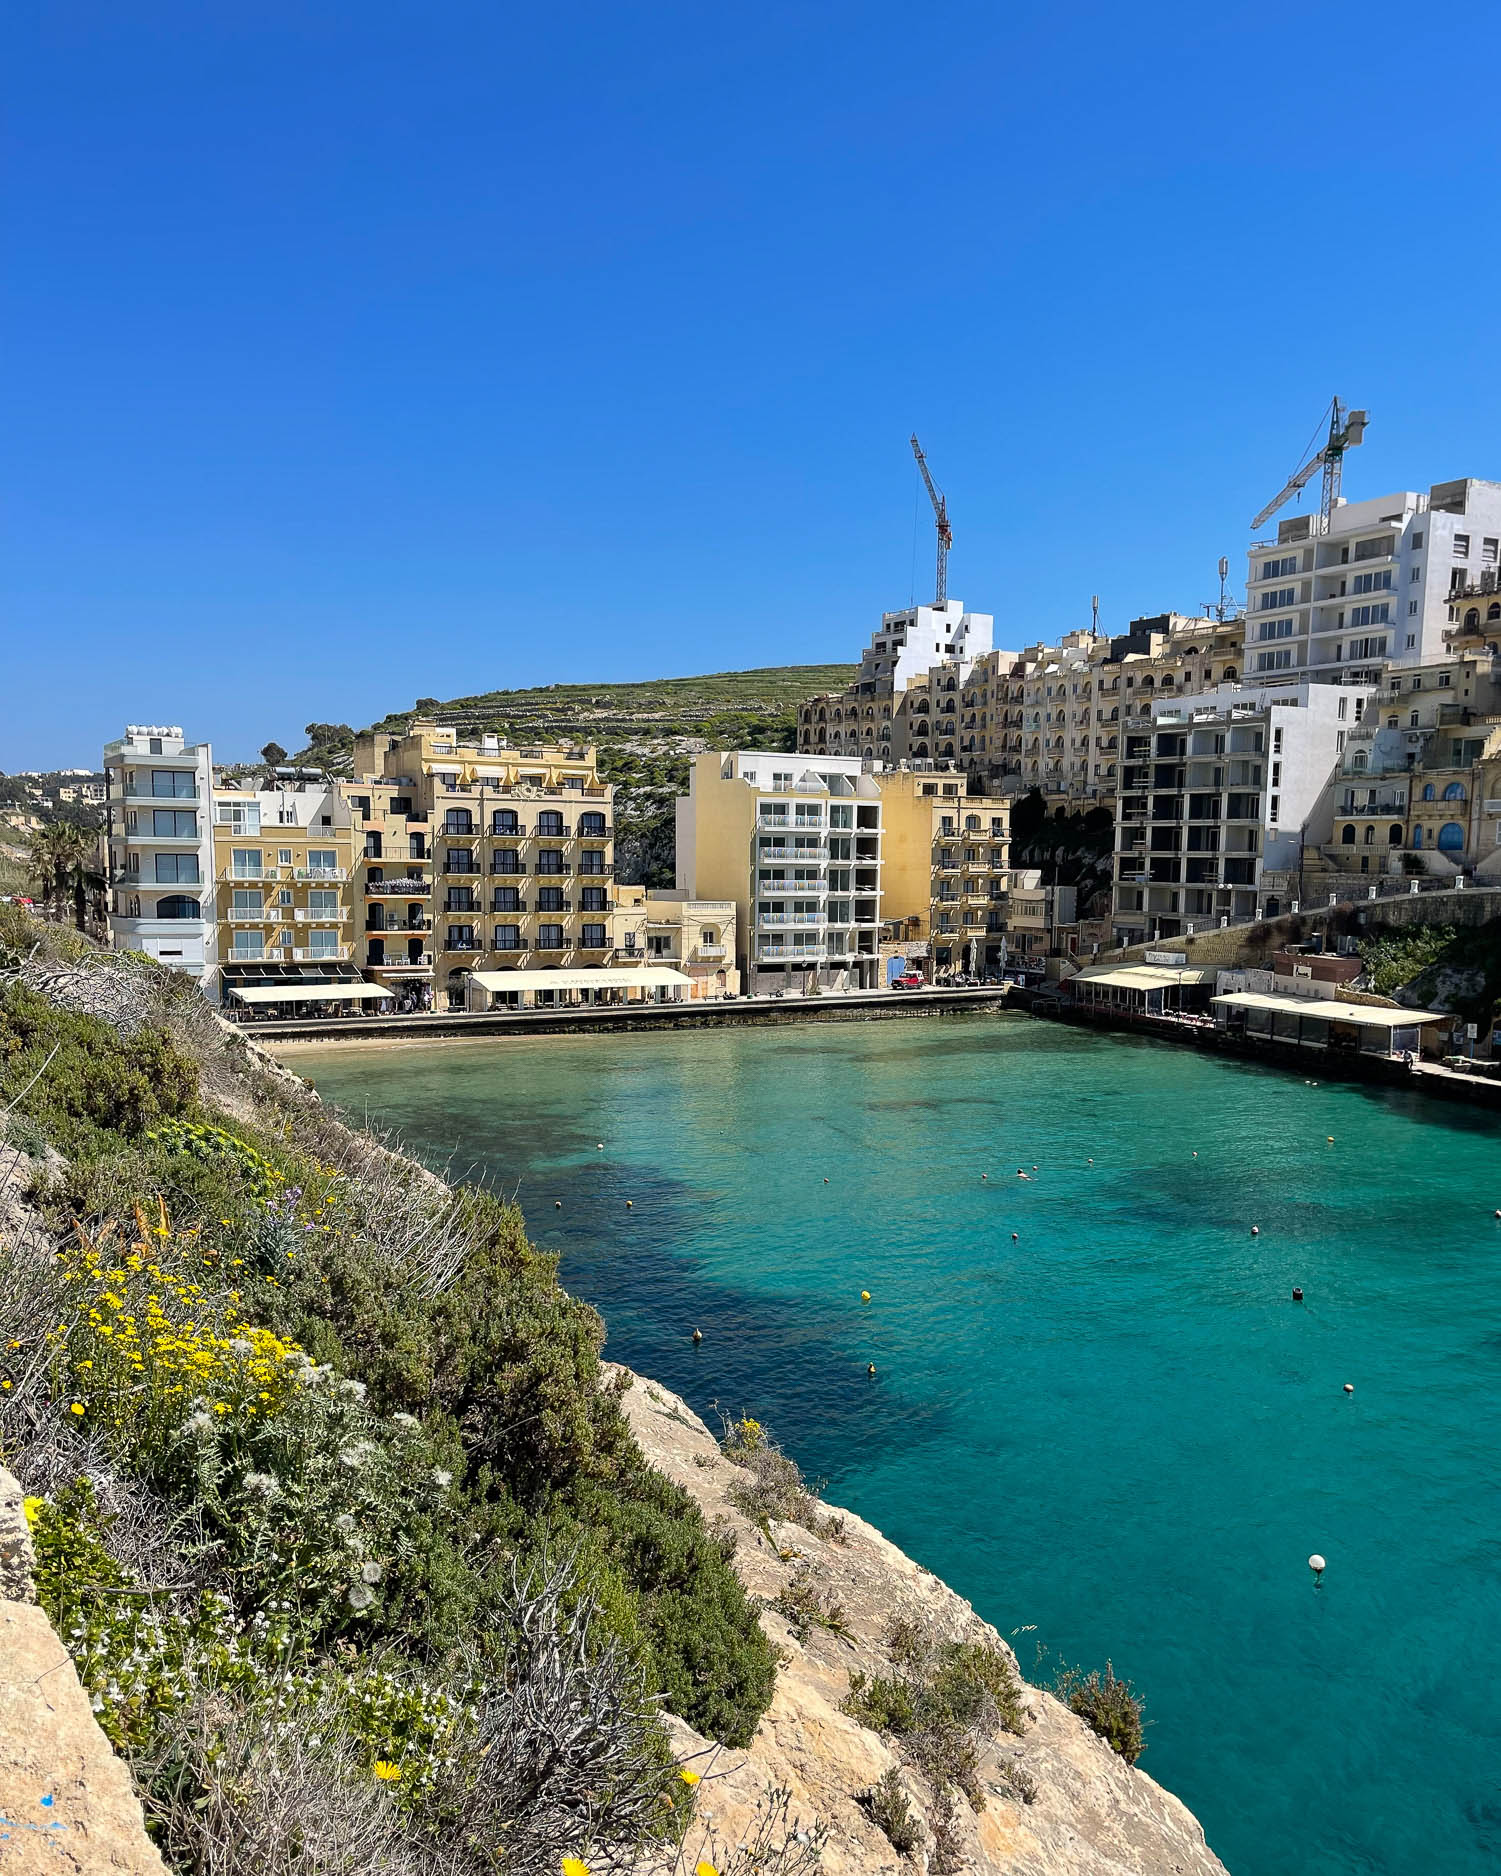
[893,972,925,990]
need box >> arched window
[1223,666,1238,681]
[492,808,519,835]
[155,894,200,920]
[1351,750,1368,772]
[1465,608,1481,627]
[578,811,607,835]
[1438,822,1465,852]
[1341,824,1356,845]
[536,810,564,836]
[1388,824,1403,845]
[1364,824,1375,844]
[1412,827,1424,849]
[1489,603,1501,621]
[1443,782,1466,801]
[1422,783,1436,801]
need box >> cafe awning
[231,982,397,1004]
[1211,992,1446,1028]
[469,967,691,993]
[1074,965,1218,990]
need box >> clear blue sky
[7,0,1501,767]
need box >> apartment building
[1112,682,1367,944]
[348,721,624,1011]
[1243,479,1501,684]
[798,601,994,763]
[614,887,740,998]
[1299,648,1501,883]
[869,767,1010,974]
[102,726,216,979]
[211,781,359,1006]
[676,751,885,992]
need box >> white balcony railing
[292,907,350,922]
[294,867,347,882]
[293,946,350,962]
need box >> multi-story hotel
[102,726,217,980]
[346,721,630,1010]
[1243,479,1501,685]
[676,751,886,993]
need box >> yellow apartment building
[614,887,740,998]
[348,720,635,1010]
[210,780,364,1010]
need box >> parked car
[893,972,925,990]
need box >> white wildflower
[333,1513,357,1535]
[241,1471,281,1497]
[348,1583,374,1611]
[431,1468,452,1488]
[359,1561,382,1585]
[338,1378,367,1401]
[391,1412,418,1429]
[183,1409,213,1434]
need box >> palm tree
[27,821,105,933]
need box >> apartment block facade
[676,752,886,992]
[212,782,358,1003]
[103,727,217,979]
[1111,682,1367,944]
[1243,479,1501,685]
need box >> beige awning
[1212,992,1445,1029]
[1075,965,1218,990]
[469,966,692,993]
[231,982,397,1004]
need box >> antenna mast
[909,434,952,606]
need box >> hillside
[289,664,857,888]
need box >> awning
[231,983,397,1004]
[1075,965,1218,990]
[468,966,692,993]
[1211,992,1446,1029]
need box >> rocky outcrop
[614,1371,1228,1876]
[0,1466,167,1874]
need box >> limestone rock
[613,1368,1229,1876]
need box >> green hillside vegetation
[285,665,855,885]
[1360,918,1501,1029]
[0,910,780,1874]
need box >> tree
[27,820,104,933]
[260,741,288,769]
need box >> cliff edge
[615,1369,1228,1876]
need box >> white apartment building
[851,600,994,695]
[1245,478,1501,685]
[1112,681,1370,944]
[102,726,216,980]
[676,751,886,993]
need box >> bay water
[294,1013,1501,1876]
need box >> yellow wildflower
[372,1760,402,1782]
[560,1860,590,1876]
[69,1403,85,1416]
[679,1767,701,1785]
[696,1863,721,1876]
[22,1496,43,1528]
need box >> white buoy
[1308,1554,1326,1580]
[1251,1225,1260,1236]
[1343,1383,1354,1394]
[597,1142,604,1150]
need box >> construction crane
[1250,397,1369,534]
[910,433,952,606]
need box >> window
[1260,555,1299,579]
[581,922,607,948]
[536,849,565,876]
[1269,795,1280,823]
[1349,604,1389,628]
[1255,648,1292,672]
[537,810,564,836]
[1353,537,1390,562]
[279,849,294,866]
[1352,570,1392,593]
[537,923,565,950]
[231,931,264,958]
[231,848,263,878]
[148,737,162,755]
[537,886,565,912]
[155,854,199,884]
[1272,727,1283,753]
[1455,534,1471,559]
[279,888,293,906]
[308,889,339,913]
[1349,635,1388,660]
[1411,530,1424,550]
[305,929,339,956]
[307,850,338,874]
[492,848,521,874]
[1259,587,1297,610]
[492,885,521,912]
[444,809,473,835]
[494,924,521,951]
[409,834,425,859]
[151,769,195,799]
[1443,781,1467,801]
[1486,538,1499,566]
[1410,565,1422,582]
[1258,617,1295,641]
[1411,712,1421,728]
[365,833,383,859]
[1439,672,1452,688]
[580,886,607,912]
[1438,822,1465,852]
[493,809,519,835]
[1341,824,1356,845]
[578,812,606,836]
[155,894,200,919]
[446,925,475,949]
[231,888,262,913]
[152,809,197,838]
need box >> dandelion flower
[334,1513,357,1535]
[372,1760,401,1782]
[432,1468,452,1488]
[360,1561,383,1585]
[69,1402,85,1416]
[392,1412,418,1429]
[696,1863,721,1876]
[560,1860,590,1876]
[679,1767,701,1786]
[348,1584,374,1611]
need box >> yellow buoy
[860,1290,871,1303]
[626,1199,634,1208]
[867,1363,877,1376]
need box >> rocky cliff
[617,1370,1228,1876]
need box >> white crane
[1251,398,1368,534]
[910,434,953,606]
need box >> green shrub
[0,984,198,1155]
[859,1767,921,1855]
[1055,1659,1145,1763]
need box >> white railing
[759,912,821,926]
[226,910,274,923]
[294,867,347,882]
[293,907,349,922]
[293,945,350,962]
[695,943,728,958]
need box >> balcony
[292,946,350,962]
[440,860,480,877]
[368,952,434,972]
[292,907,350,922]
[122,787,200,805]
[225,909,275,923]
[294,866,348,883]
[695,943,728,958]
[221,865,287,882]
[365,878,432,896]
[759,912,822,926]
[443,940,483,953]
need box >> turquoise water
[296,1015,1501,1876]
